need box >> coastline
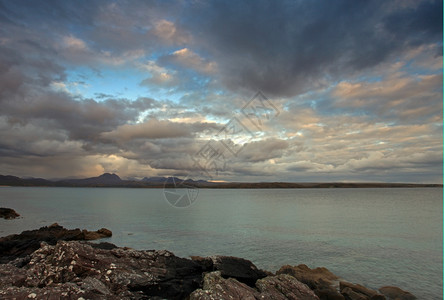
[1,173,442,188]
[0,224,417,300]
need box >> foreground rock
[0,224,112,263]
[0,240,203,299]
[0,207,20,219]
[191,255,269,286]
[379,286,417,300]
[340,281,385,300]
[277,264,344,299]
[190,271,320,300]
[0,227,418,300]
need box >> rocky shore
[0,207,20,219]
[0,225,416,300]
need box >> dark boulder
[0,223,112,263]
[191,255,269,286]
[0,207,20,219]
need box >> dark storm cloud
[181,0,442,97]
[383,1,443,43]
[4,0,441,97]
[0,0,98,25]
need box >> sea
[0,187,442,299]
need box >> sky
[0,0,442,183]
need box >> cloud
[101,119,193,142]
[140,48,217,93]
[161,48,217,74]
[139,60,179,88]
[180,0,442,97]
[332,70,443,122]
[152,19,191,45]
[0,0,441,183]
[238,138,289,162]
[62,35,88,50]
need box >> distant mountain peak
[98,173,121,180]
[58,173,123,185]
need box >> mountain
[0,173,208,187]
[142,176,211,185]
[85,173,122,184]
[0,174,441,188]
[141,176,168,183]
[57,173,122,186]
[0,175,53,186]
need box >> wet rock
[0,226,417,300]
[256,274,321,299]
[277,264,344,300]
[190,271,320,300]
[81,228,112,240]
[191,255,269,286]
[190,256,213,270]
[379,286,417,300]
[342,287,369,300]
[340,281,386,300]
[0,240,203,299]
[0,207,20,219]
[189,271,260,300]
[90,242,118,250]
[0,224,112,263]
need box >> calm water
[0,187,442,299]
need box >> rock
[190,271,320,300]
[0,207,20,219]
[0,226,417,300]
[340,281,386,300]
[256,274,320,299]
[379,286,417,300]
[81,228,112,240]
[342,287,369,300]
[277,264,344,300]
[90,242,118,250]
[189,271,260,299]
[0,224,112,263]
[0,240,203,299]
[190,255,213,270]
[191,255,269,286]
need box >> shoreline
[0,223,418,300]
[0,184,442,188]
[1,174,441,188]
